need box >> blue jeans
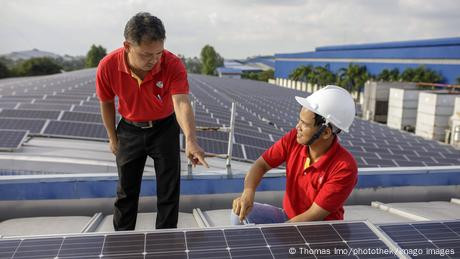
[230,202,289,225]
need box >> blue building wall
[275,37,460,84]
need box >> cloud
[0,0,458,59]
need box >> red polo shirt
[96,48,189,121]
[262,129,358,221]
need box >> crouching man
[232,85,358,224]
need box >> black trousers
[113,114,180,231]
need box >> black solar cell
[224,228,267,248]
[13,237,63,259]
[334,222,379,241]
[230,247,272,259]
[58,235,104,258]
[297,224,342,243]
[146,232,185,253]
[186,230,227,250]
[146,251,187,259]
[188,249,229,259]
[103,234,145,255]
[261,226,305,246]
[0,239,20,259]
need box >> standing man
[232,85,357,224]
[96,12,208,230]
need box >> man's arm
[172,94,208,167]
[287,202,330,222]
[232,157,272,222]
[99,100,118,155]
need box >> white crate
[415,122,447,140]
[417,92,459,115]
[454,97,460,116]
[388,88,420,109]
[417,112,451,127]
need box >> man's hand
[232,189,255,222]
[109,137,119,156]
[186,139,209,168]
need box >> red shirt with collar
[262,129,358,220]
[96,47,189,121]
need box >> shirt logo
[156,81,163,88]
[318,176,324,185]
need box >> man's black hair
[124,12,166,45]
[313,113,341,135]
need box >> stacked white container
[362,82,416,123]
[387,88,421,130]
[415,92,460,141]
[449,97,460,147]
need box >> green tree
[309,65,336,87]
[258,69,274,82]
[55,56,85,71]
[289,65,313,81]
[200,45,224,75]
[400,65,442,83]
[242,69,274,82]
[377,68,399,81]
[0,61,9,78]
[338,63,369,100]
[457,77,460,85]
[181,56,202,74]
[13,57,62,76]
[241,71,259,80]
[85,44,107,68]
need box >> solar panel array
[379,221,460,258]
[0,221,409,259]
[1,69,459,168]
[0,70,109,146]
[188,74,460,167]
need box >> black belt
[122,115,172,129]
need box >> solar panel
[72,105,101,113]
[244,145,265,160]
[0,221,401,259]
[0,130,28,151]
[0,109,60,120]
[197,137,244,158]
[43,121,107,140]
[60,111,103,123]
[18,103,72,111]
[0,118,46,134]
[2,70,460,166]
[235,133,273,149]
[379,221,460,258]
[0,102,19,109]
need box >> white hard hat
[295,85,355,133]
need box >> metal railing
[187,102,236,179]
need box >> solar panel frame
[0,220,404,259]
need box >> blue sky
[0,0,459,59]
